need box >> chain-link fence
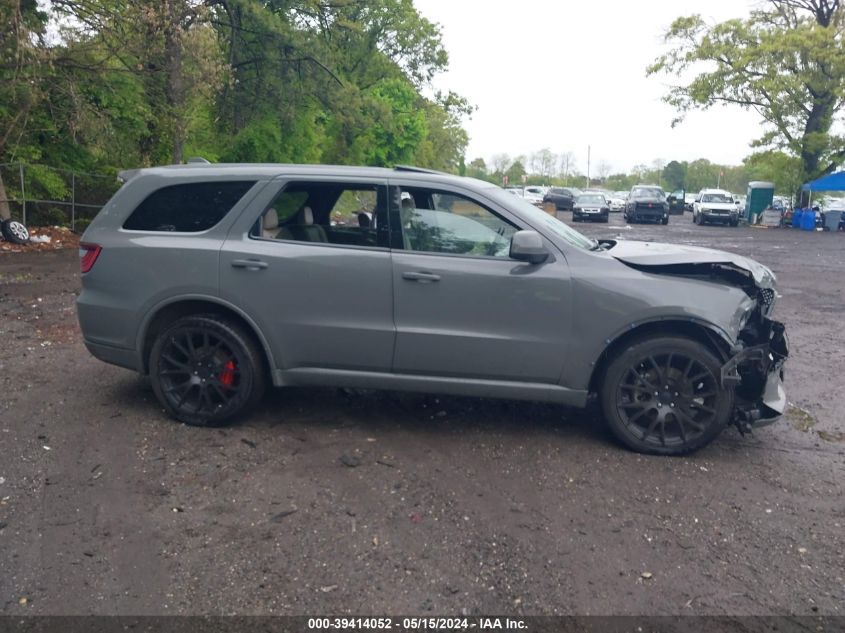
[0,163,120,232]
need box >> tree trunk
[165,0,185,164]
[0,170,11,221]
[797,90,837,204]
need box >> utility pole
[586,145,591,189]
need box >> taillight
[79,243,102,273]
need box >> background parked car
[624,185,669,224]
[572,193,610,223]
[523,186,547,207]
[693,189,740,226]
[543,186,580,210]
[607,191,627,212]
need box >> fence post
[71,171,76,231]
[19,163,26,226]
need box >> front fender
[560,261,756,390]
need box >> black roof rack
[393,165,448,175]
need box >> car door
[388,182,571,384]
[219,176,395,373]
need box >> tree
[465,158,487,180]
[558,151,576,185]
[0,0,49,218]
[744,150,803,196]
[631,164,651,183]
[663,160,687,190]
[648,1,845,199]
[685,159,720,192]
[505,158,526,185]
[491,153,512,176]
[595,159,612,182]
[530,148,556,182]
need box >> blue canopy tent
[802,171,845,229]
[802,170,845,195]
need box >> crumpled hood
[610,240,776,288]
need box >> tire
[149,314,266,426]
[1,220,29,244]
[730,220,738,227]
[661,216,669,225]
[599,336,733,455]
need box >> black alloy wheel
[601,336,732,455]
[149,315,266,426]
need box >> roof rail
[393,165,447,175]
[187,157,211,164]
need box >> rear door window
[251,182,388,248]
[123,181,256,232]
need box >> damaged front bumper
[721,319,789,433]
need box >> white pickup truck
[692,189,741,226]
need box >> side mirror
[510,230,549,265]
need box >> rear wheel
[149,315,266,426]
[661,216,669,225]
[600,336,733,455]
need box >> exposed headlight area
[723,291,788,433]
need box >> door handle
[402,271,440,282]
[231,258,268,270]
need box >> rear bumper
[83,339,141,373]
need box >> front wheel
[149,315,266,426]
[661,216,669,225]
[600,336,733,455]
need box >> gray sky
[414,0,763,175]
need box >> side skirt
[272,368,589,408]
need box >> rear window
[123,181,256,232]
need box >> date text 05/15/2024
[307,617,527,630]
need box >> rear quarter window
[123,181,256,232]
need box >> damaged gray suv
[77,164,788,455]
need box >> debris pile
[0,226,81,253]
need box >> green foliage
[648,2,845,196]
[360,79,427,166]
[744,150,803,195]
[0,0,471,181]
[662,160,687,190]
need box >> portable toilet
[746,182,775,224]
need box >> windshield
[489,188,595,250]
[577,194,605,205]
[631,187,664,199]
[702,193,733,203]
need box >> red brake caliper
[219,360,236,387]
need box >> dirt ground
[0,216,843,617]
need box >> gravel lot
[0,213,843,616]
